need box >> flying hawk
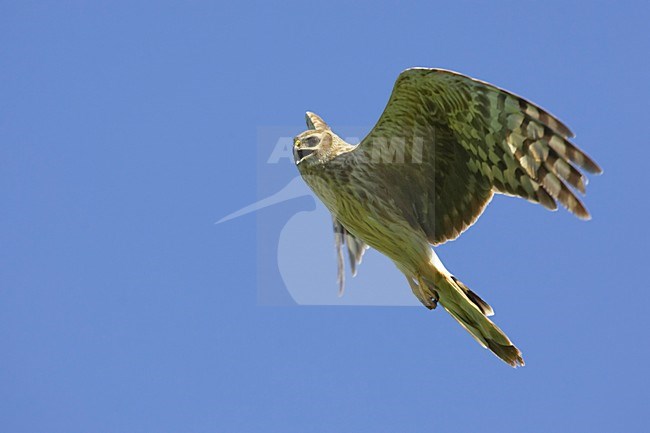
[292,68,601,367]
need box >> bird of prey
[292,68,601,367]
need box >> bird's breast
[301,163,431,270]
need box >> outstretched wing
[357,68,601,245]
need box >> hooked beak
[293,138,318,165]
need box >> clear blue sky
[2,1,648,432]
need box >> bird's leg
[418,275,439,310]
[430,292,439,309]
[406,276,438,310]
[406,277,429,308]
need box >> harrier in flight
[292,68,601,366]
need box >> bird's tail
[423,258,524,367]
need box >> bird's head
[293,112,352,168]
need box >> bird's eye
[303,136,320,147]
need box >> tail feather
[485,340,525,367]
[450,276,494,316]
[433,274,524,367]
